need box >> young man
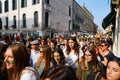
[30,39,41,68]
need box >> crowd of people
[0,33,120,80]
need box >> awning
[102,10,116,29]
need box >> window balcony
[9,25,17,29]
[21,25,27,28]
[32,24,39,28]
[4,25,8,29]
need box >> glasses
[84,54,92,57]
[40,51,43,53]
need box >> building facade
[0,0,96,37]
[0,0,73,37]
[0,0,43,36]
[72,1,84,32]
[72,0,97,35]
[82,5,95,34]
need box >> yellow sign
[95,33,101,38]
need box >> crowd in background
[0,33,120,80]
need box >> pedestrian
[106,58,120,80]
[76,46,98,80]
[36,45,52,79]
[50,39,58,53]
[51,48,66,66]
[63,37,83,73]
[40,36,48,46]
[30,39,41,68]
[95,58,120,80]
[42,65,77,80]
[4,43,40,80]
[0,43,8,80]
[99,40,115,62]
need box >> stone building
[82,5,95,34]
[0,0,96,37]
[0,0,72,37]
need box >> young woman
[4,43,40,80]
[52,48,66,65]
[63,37,83,72]
[106,59,120,80]
[0,43,8,80]
[76,46,98,80]
[36,45,52,78]
[95,58,120,80]
[42,65,77,80]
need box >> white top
[30,49,41,68]
[20,67,40,80]
[63,49,83,68]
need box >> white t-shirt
[30,49,41,68]
[63,49,83,68]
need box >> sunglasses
[101,45,105,47]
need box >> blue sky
[76,0,111,29]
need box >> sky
[76,0,111,29]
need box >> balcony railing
[4,25,8,29]
[21,25,27,28]
[42,24,51,30]
[32,24,39,28]
[9,25,17,29]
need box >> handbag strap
[95,72,100,80]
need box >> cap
[30,40,39,45]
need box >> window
[0,1,2,13]
[77,25,79,30]
[72,24,79,31]
[22,14,26,28]
[69,20,71,31]
[5,17,8,29]
[45,0,49,4]
[45,12,49,27]
[5,0,9,12]
[32,0,39,5]
[69,5,71,17]
[13,16,16,28]
[12,0,17,10]
[21,0,27,8]
[0,18,2,29]
[34,11,38,27]
[72,24,75,30]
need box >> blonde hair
[36,45,51,71]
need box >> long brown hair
[36,45,51,71]
[66,37,80,55]
[81,46,97,72]
[6,43,30,80]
